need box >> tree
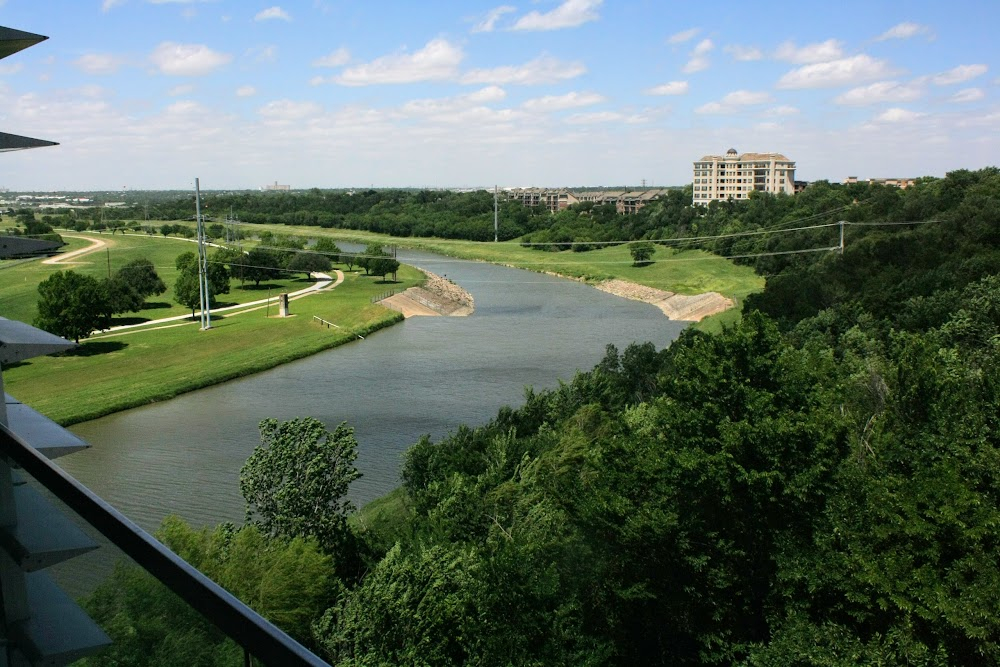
[240,417,361,552]
[358,242,385,275]
[118,258,166,302]
[34,270,111,343]
[368,255,400,281]
[313,237,341,263]
[286,251,332,279]
[244,247,283,287]
[173,251,224,318]
[629,240,655,266]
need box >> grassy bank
[2,240,424,424]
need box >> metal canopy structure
[0,26,46,60]
[0,26,56,154]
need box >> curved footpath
[91,270,344,338]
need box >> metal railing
[0,423,329,667]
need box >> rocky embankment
[379,270,474,317]
[595,279,733,322]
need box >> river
[62,249,688,531]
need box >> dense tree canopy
[33,270,111,343]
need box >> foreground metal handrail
[0,423,329,667]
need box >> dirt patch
[595,279,733,322]
[378,269,474,318]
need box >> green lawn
[2,234,424,424]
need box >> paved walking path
[97,270,345,335]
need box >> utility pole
[494,185,499,243]
[839,220,845,255]
[195,178,211,330]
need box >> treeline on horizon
[79,167,1000,666]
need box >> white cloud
[73,53,125,75]
[312,47,350,68]
[336,39,463,86]
[149,42,232,76]
[683,38,713,73]
[768,105,799,115]
[565,111,626,124]
[931,64,988,85]
[776,54,895,89]
[401,87,508,115]
[461,54,585,85]
[876,22,930,41]
[724,44,763,61]
[645,81,688,95]
[521,91,605,112]
[950,88,984,103]
[0,63,22,75]
[512,0,602,31]
[667,28,699,45]
[774,39,843,64]
[835,80,923,105]
[695,89,771,114]
[694,101,724,114]
[258,99,322,120]
[472,5,516,33]
[874,108,924,123]
[102,0,127,11]
[168,84,195,96]
[236,85,257,97]
[254,6,291,21]
[248,45,278,63]
[721,89,772,105]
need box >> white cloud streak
[149,42,232,76]
[776,54,895,89]
[460,55,586,85]
[254,6,291,21]
[472,5,516,33]
[645,81,688,96]
[774,39,843,64]
[512,0,602,31]
[835,80,924,105]
[683,39,713,73]
[667,28,699,45]
[312,47,350,68]
[73,53,125,75]
[876,22,930,41]
[931,64,988,85]
[335,39,463,86]
[521,91,605,112]
[724,44,763,61]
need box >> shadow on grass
[72,341,128,357]
[237,283,285,292]
[112,316,150,326]
[143,301,172,310]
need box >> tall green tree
[33,270,111,343]
[240,417,361,554]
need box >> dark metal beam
[0,26,47,61]
[0,424,330,667]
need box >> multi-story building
[507,188,668,214]
[692,148,795,204]
[843,176,916,189]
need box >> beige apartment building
[692,148,795,204]
[843,176,916,189]
[507,187,668,214]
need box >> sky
[0,0,996,191]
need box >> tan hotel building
[693,148,795,204]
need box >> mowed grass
[2,239,424,424]
[0,232,326,325]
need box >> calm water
[64,250,688,531]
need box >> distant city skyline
[0,0,996,190]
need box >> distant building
[506,187,668,214]
[692,148,796,203]
[0,235,62,259]
[262,181,291,191]
[843,176,916,189]
[794,180,809,194]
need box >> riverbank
[379,269,474,318]
[3,266,423,425]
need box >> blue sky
[0,0,996,190]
